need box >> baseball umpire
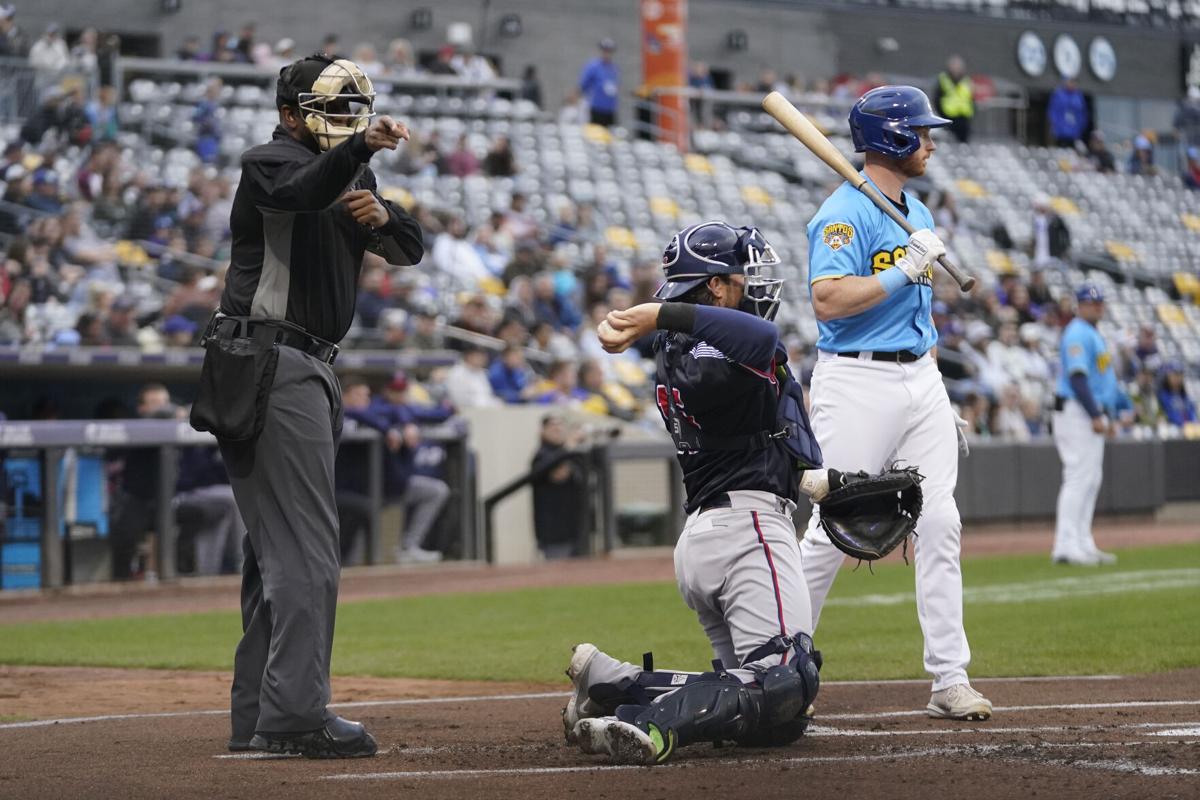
[800,86,993,721]
[189,54,423,758]
[564,222,920,765]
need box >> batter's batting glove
[953,411,970,457]
[895,229,945,283]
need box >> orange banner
[641,0,688,150]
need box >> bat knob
[960,277,976,292]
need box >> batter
[799,86,992,721]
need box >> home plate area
[1,671,1197,800]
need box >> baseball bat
[761,91,976,292]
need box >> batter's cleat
[563,643,602,743]
[573,717,667,765]
[249,716,378,759]
[927,684,993,721]
[1052,550,1099,566]
[1088,548,1118,565]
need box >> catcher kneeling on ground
[564,221,923,766]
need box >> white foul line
[820,699,1200,721]
[2,688,1194,733]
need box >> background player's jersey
[807,175,937,354]
[653,309,804,513]
[1056,317,1120,412]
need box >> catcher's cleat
[249,716,378,759]
[563,643,602,743]
[927,684,993,721]
[573,718,667,765]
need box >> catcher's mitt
[818,466,924,561]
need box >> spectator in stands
[28,23,68,75]
[1,140,22,181]
[0,5,25,58]
[531,319,579,363]
[503,275,538,329]
[95,32,119,87]
[444,133,479,178]
[192,78,223,165]
[578,38,619,127]
[1182,147,1200,190]
[578,358,636,420]
[494,315,529,348]
[992,384,1031,442]
[26,168,63,213]
[384,38,418,76]
[450,294,496,339]
[443,343,499,409]
[530,413,588,559]
[488,344,537,403]
[934,55,974,144]
[1128,134,1158,176]
[161,314,197,347]
[355,259,390,329]
[1085,130,1115,173]
[1048,76,1088,148]
[406,304,443,353]
[433,216,492,291]
[1133,323,1159,373]
[1030,194,1070,267]
[454,50,496,83]
[85,85,119,142]
[535,359,586,405]
[428,44,459,76]
[105,295,139,346]
[267,38,296,71]
[351,43,382,76]
[70,27,99,84]
[320,33,339,58]
[177,34,204,61]
[482,135,517,177]
[1027,267,1053,309]
[1128,363,1163,427]
[520,64,542,106]
[1158,362,1197,426]
[0,278,31,343]
[532,271,581,331]
[229,21,256,63]
[1174,86,1200,148]
[503,238,544,285]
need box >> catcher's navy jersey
[653,306,818,513]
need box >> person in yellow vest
[934,55,974,144]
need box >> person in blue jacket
[579,38,620,127]
[1048,77,1088,147]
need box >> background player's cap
[1075,283,1105,303]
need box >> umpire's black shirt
[221,126,424,343]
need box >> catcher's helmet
[277,54,376,151]
[655,221,784,321]
[849,85,950,159]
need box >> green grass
[0,714,32,723]
[1,544,1197,682]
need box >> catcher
[566,221,923,765]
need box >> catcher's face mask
[737,227,784,322]
[297,58,376,151]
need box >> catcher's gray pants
[219,346,343,738]
[582,491,812,693]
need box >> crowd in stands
[0,8,1197,447]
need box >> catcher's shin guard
[733,632,821,747]
[624,671,763,763]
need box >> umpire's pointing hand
[364,115,409,152]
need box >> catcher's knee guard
[626,671,762,761]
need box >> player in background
[799,86,992,721]
[1051,284,1119,566]
[565,222,836,765]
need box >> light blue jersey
[807,175,937,354]
[1056,317,1120,411]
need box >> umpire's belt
[698,490,796,516]
[832,349,922,363]
[207,315,339,365]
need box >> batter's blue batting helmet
[1075,283,1105,303]
[849,85,951,159]
[655,221,785,320]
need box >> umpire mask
[279,55,376,151]
[737,227,784,322]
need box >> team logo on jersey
[1097,351,1112,372]
[822,222,855,251]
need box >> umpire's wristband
[877,267,909,296]
[656,302,696,333]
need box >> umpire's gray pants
[219,346,343,737]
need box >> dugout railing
[0,417,477,590]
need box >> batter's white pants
[1051,400,1105,561]
[800,352,972,691]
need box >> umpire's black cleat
[250,716,378,759]
[227,738,254,752]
